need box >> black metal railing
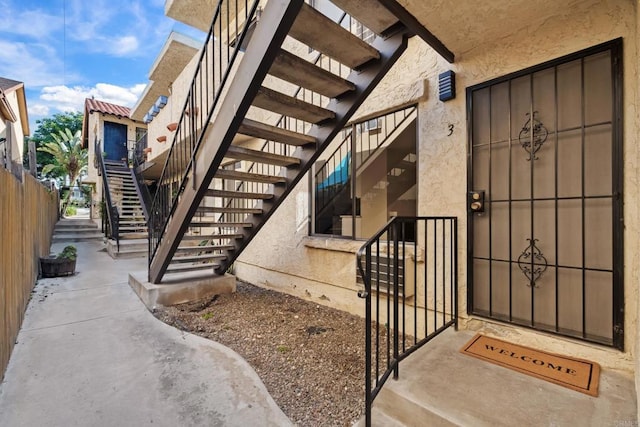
[133,133,148,167]
[357,216,458,427]
[148,0,261,264]
[95,138,120,250]
[131,133,152,220]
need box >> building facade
[81,98,146,220]
[136,0,640,414]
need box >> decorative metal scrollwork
[518,111,548,161]
[517,238,548,288]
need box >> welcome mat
[460,334,600,397]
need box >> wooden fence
[0,168,59,380]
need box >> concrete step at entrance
[106,238,148,259]
[52,219,103,243]
[358,329,636,426]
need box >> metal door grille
[467,39,623,349]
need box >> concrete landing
[129,270,236,309]
[0,241,290,426]
[359,329,636,426]
[107,238,148,259]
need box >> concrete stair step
[252,86,335,124]
[54,224,99,231]
[165,262,220,274]
[269,49,355,99]
[106,238,148,259]
[52,233,103,243]
[120,232,148,240]
[289,3,380,69]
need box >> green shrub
[65,205,77,216]
[57,245,77,261]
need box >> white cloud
[0,40,69,87]
[64,0,155,58]
[110,35,140,56]
[29,104,51,117]
[0,4,63,40]
[36,83,147,115]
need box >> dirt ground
[154,280,367,426]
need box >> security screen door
[467,40,623,349]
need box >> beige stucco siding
[235,0,638,372]
[0,90,26,163]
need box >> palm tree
[38,128,88,215]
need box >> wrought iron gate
[467,39,623,349]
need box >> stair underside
[149,0,405,283]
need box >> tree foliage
[24,111,83,178]
[38,128,88,212]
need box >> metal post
[392,220,399,380]
[364,246,372,427]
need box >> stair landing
[358,329,636,426]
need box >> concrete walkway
[0,240,292,427]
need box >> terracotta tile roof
[84,98,131,118]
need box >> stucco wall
[5,91,25,161]
[235,0,639,372]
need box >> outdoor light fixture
[438,70,456,102]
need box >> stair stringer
[215,30,410,274]
[148,0,305,284]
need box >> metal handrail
[148,0,261,264]
[131,133,152,221]
[95,138,120,250]
[357,216,458,427]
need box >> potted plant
[40,245,77,278]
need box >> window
[312,106,418,239]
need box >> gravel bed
[154,281,367,426]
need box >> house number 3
[447,124,454,136]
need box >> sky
[0,0,205,130]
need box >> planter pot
[40,257,76,278]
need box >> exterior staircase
[103,160,148,258]
[52,218,103,243]
[148,0,411,283]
